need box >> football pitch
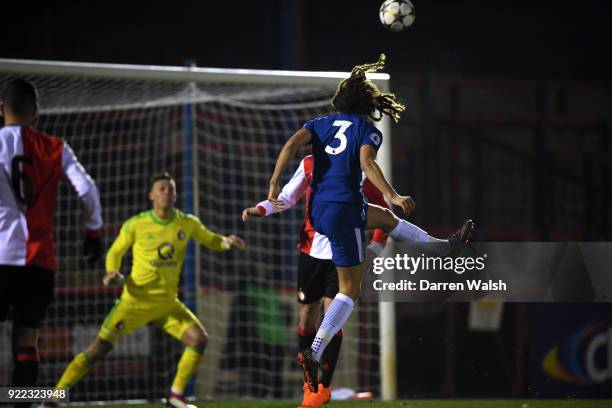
[80,400,612,408]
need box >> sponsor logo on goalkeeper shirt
[150,242,178,267]
[157,242,175,260]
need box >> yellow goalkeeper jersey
[106,209,228,300]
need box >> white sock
[311,293,354,361]
[389,219,438,242]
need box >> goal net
[0,60,389,402]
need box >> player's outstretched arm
[242,206,264,222]
[268,128,312,209]
[191,215,246,251]
[360,144,415,216]
[244,156,310,221]
[223,234,246,251]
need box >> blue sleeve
[360,124,383,151]
[303,118,319,145]
[303,118,316,133]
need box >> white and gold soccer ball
[379,0,415,32]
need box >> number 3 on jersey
[325,120,352,155]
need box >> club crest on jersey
[157,242,175,260]
[115,321,125,331]
[177,230,186,240]
[369,133,381,146]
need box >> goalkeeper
[45,172,245,408]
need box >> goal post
[373,80,398,401]
[0,57,387,86]
[0,58,396,402]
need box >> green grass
[78,400,612,408]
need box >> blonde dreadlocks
[331,54,406,123]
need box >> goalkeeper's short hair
[149,171,174,191]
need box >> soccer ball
[379,0,415,32]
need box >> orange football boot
[299,383,331,408]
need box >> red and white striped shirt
[0,125,103,271]
[257,155,388,260]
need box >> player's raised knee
[367,204,399,232]
[193,331,208,350]
[183,326,208,350]
[380,207,399,231]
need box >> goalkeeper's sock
[311,293,353,362]
[13,347,39,388]
[171,346,203,395]
[390,219,448,243]
[298,325,317,351]
[320,330,343,388]
[57,351,91,390]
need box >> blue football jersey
[303,113,383,204]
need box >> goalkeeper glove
[84,229,104,267]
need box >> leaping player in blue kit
[267,54,474,401]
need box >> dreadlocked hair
[331,54,406,123]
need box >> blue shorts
[309,200,367,267]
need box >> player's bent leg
[301,202,364,393]
[166,325,206,408]
[159,302,207,408]
[40,338,113,407]
[300,299,340,408]
[56,295,139,393]
[56,337,113,390]
[367,203,447,243]
[304,296,338,408]
[365,204,399,232]
[302,264,363,394]
[180,324,208,351]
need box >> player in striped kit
[266,54,474,397]
[242,154,388,408]
[0,79,104,408]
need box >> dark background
[3,0,612,79]
[3,0,612,399]
[4,0,611,240]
